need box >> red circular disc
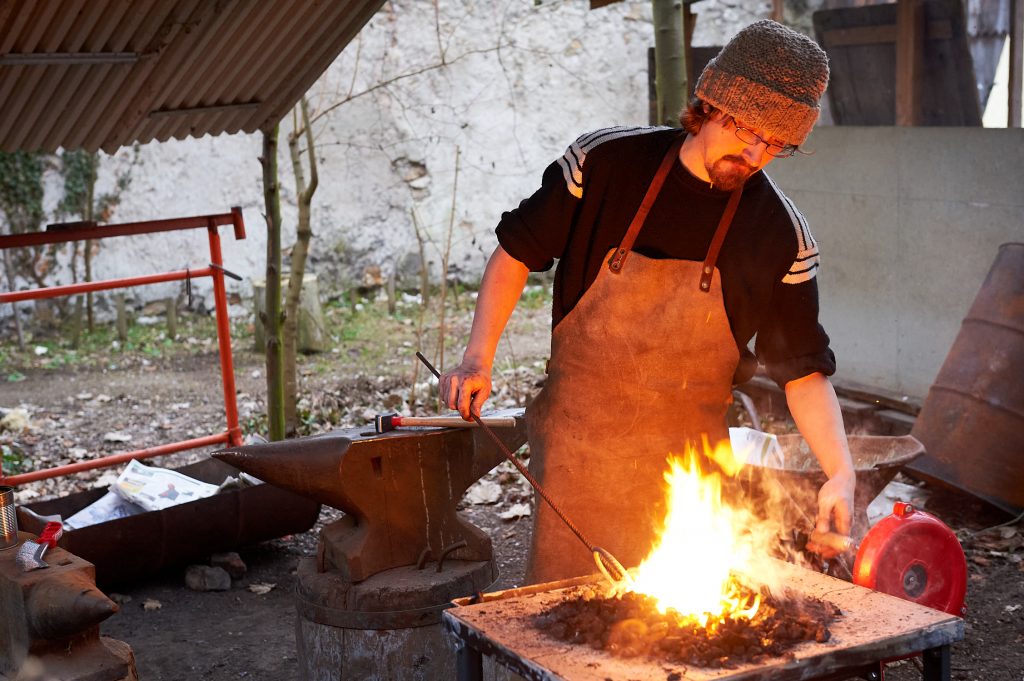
[852,503,967,616]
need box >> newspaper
[59,460,264,531]
[728,427,785,468]
[110,459,221,512]
[64,491,145,530]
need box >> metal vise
[213,410,526,583]
[0,532,136,680]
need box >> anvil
[213,410,526,583]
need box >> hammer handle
[809,529,856,554]
[396,416,517,429]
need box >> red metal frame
[0,208,247,486]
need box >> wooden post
[261,124,286,442]
[895,0,925,126]
[772,0,784,23]
[386,266,397,316]
[1011,0,1023,126]
[684,1,696,96]
[2,249,24,350]
[115,293,128,342]
[648,47,658,125]
[69,296,83,349]
[166,297,177,340]
[651,0,688,127]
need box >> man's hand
[811,470,856,558]
[436,246,529,421]
[439,362,492,421]
[784,372,857,559]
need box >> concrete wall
[768,126,1024,399]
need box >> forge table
[443,560,963,681]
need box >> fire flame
[618,439,764,627]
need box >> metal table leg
[922,645,951,681]
[456,642,483,681]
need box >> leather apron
[524,135,743,584]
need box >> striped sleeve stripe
[782,257,820,284]
[558,126,670,199]
[765,174,821,285]
[557,149,583,198]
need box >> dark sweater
[495,126,835,388]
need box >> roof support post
[1010,0,1023,126]
[895,0,925,126]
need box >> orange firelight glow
[617,439,767,627]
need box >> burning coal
[533,440,840,667]
[534,582,840,667]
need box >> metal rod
[415,352,628,583]
[0,210,249,487]
[0,52,142,66]
[455,643,483,681]
[0,433,232,486]
[0,211,241,250]
[0,267,214,304]
[207,220,243,447]
[922,644,952,681]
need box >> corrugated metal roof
[0,0,386,154]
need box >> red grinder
[852,502,967,617]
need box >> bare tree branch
[309,43,508,127]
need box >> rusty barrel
[909,243,1024,513]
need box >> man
[440,20,855,584]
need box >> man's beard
[707,155,756,191]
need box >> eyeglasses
[726,116,799,158]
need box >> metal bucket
[731,434,924,539]
[0,486,16,550]
[909,242,1024,513]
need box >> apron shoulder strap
[698,186,743,292]
[607,134,685,274]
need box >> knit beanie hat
[695,20,829,146]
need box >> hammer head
[15,522,63,572]
[374,413,398,434]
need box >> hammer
[374,413,517,434]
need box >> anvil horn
[26,570,119,639]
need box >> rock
[464,479,502,505]
[211,552,247,580]
[185,565,232,592]
[499,503,532,520]
[102,431,133,443]
[0,408,30,433]
[248,582,275,595]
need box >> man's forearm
[785,372,856,537]
[462,245,531,369]
[784,372,854,479]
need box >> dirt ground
[1,299,1022,681]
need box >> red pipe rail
[0,209,246,486]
